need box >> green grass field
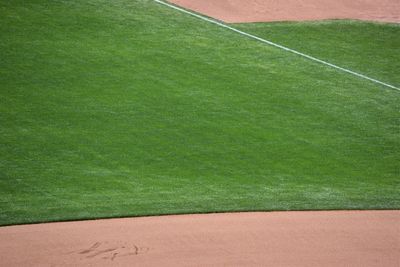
[1,0,399,226]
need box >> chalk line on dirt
[155,0,399,91]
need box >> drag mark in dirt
[70,242,149,261]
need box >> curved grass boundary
[1,0,399,226]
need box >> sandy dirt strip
[0,211,399,266]
[168,0,400,23]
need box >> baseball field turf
[0,0,399,226]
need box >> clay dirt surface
[168,0,400,23]
[0,211,399,266]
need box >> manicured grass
[0,0,399,226]
[235,20,400,87]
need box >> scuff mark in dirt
[69,242,150,261]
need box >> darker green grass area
[0,0,399,226]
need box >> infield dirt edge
[168,0,400,24]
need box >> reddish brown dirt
[0,211,399,266]
[168,0,400,23]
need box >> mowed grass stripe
[0,0,399,225]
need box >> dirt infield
[168,0,400,23]
[0,211,399,266]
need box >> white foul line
[155,0,399,91]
